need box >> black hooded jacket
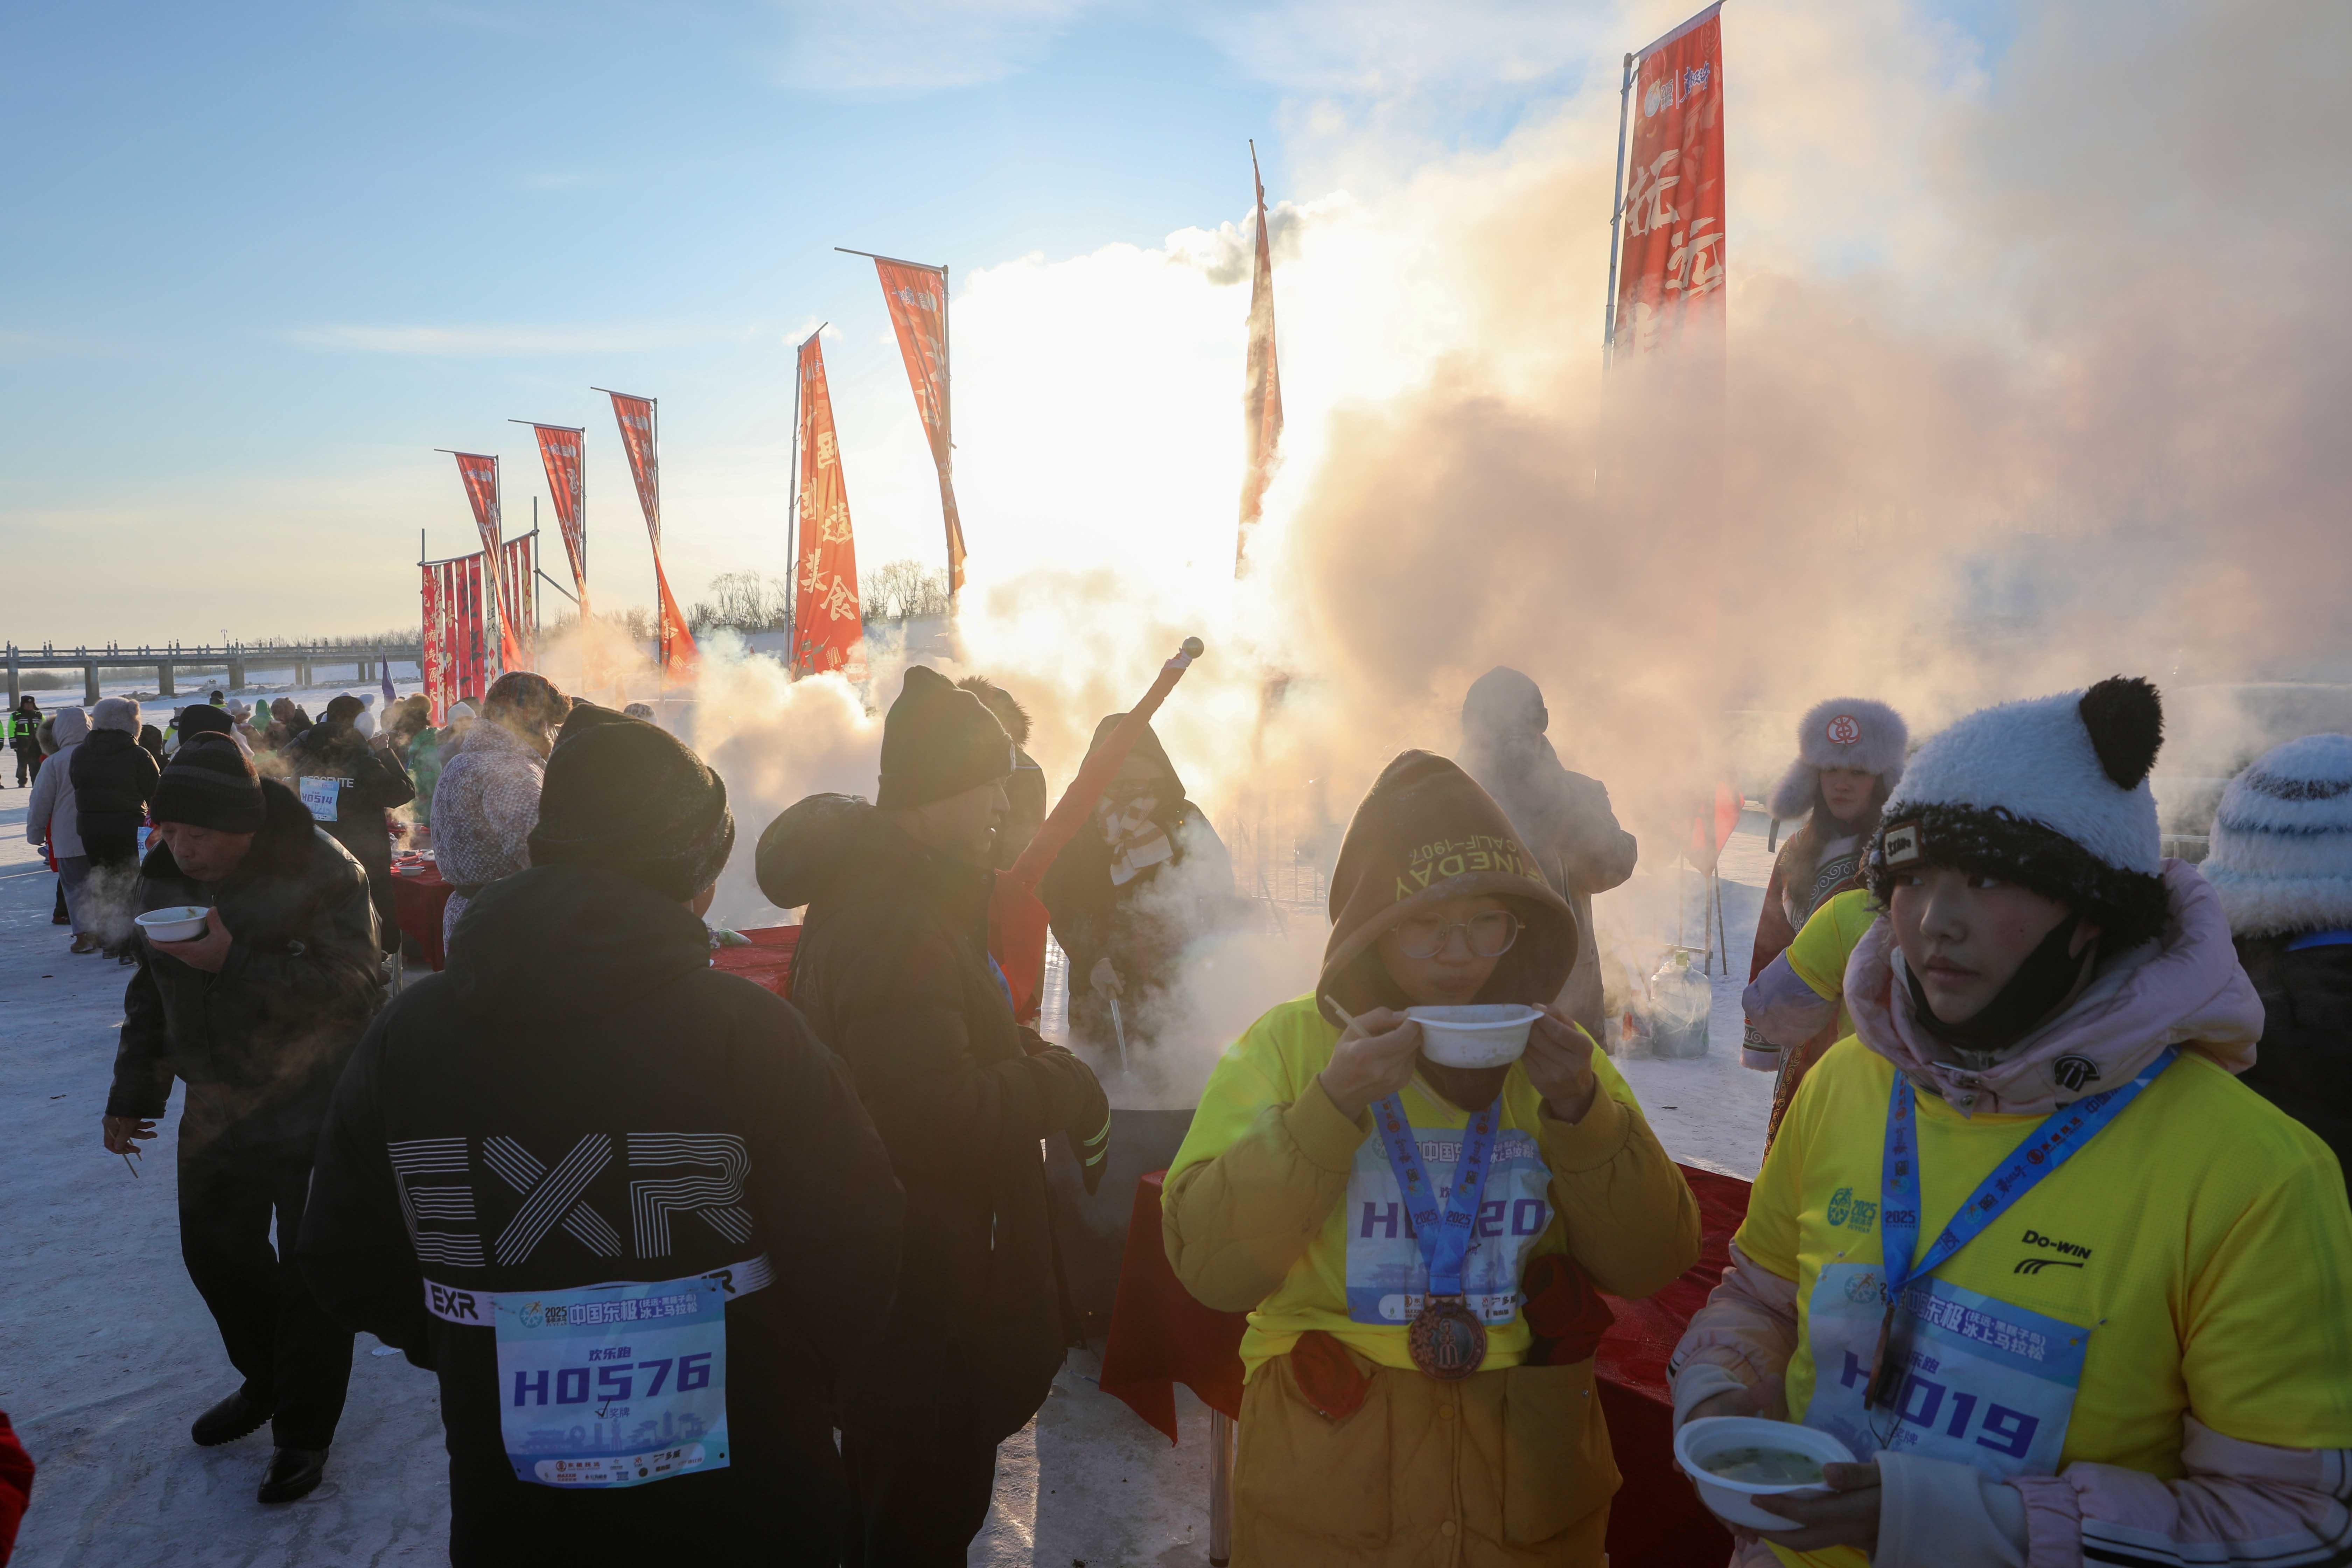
[2236,935,2352,1195]
[280,718,416,883]
[297,863,902,1558]
[765,796,1107,1440]
[107,778,385,1119]
[70,726,161,840]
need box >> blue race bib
[493,1274,729,1488]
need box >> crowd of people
[4,660,2350,1568]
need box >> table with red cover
[1098,1163,1751,1568]
[710,924,799,997]
[390,863,456,971]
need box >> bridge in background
[4,642,423,705]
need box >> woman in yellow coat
[1163,750,1701,1566]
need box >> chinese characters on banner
[447,554,489,706]
[501,534,536,668]
[1613,4,1726,361]
[420,566,450,723]
[791,334,867,680]
[1235,144,1285,579]
[451,452,520,675]
[871,259,966,597]
[528,424,589,611]
[604,391,699,678]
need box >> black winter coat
[2236,934,2352,1197]
[775,798,1107,1441]
[107,779,385,1120]
[69,727,160,840]
[282,718,415,944]
[298,864,903,1561]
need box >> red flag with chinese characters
[872,259,966,596]
[501,534,536,667]
[791,335,867,680]
[528,423,589,610]
[453,555,488,704]
[1235,145,1284,578]
[1613,5,1726,360]
[421,565,450,723]
[605,391,699,674]
[451,452,519,675]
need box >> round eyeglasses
[1391,910,1522,960]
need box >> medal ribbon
[1372,1093,1499,1298]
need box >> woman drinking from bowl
[1163,750,1700,1567]
[1673,679,2352,1568]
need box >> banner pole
[1604,49,1635,368]
[788,335,803,676]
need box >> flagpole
[788,332,807,676]
[1604,50,1635,368]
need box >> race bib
[1344,1121,1553,1326]
[493,1274,729,1489]
[297,777,344,822]
[1801,1262,2087,1478]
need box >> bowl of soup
[134,905,211,944]
[1404,1004,1544,1068]
[1673,1415,1856,1530]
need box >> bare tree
[861,559,948,623]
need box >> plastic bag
[1647,950,1713,1059]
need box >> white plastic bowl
[1673,1415,1856,1530]
[1405,1003,1543,1068]
[135,905,211,944]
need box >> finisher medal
[1372,1093,1502,1382]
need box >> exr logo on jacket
[388,1133,753,1268]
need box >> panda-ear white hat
[1768,698,1909,820]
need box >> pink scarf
[1843,861,2262,1117]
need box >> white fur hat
[2203,733,2352,938]
[1768,698,1908,820]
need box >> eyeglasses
[1392,911,1521,960]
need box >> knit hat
[178,704,234,743]
[1768,698,1908,820]
[2201,733,2352,938]
[957,676,1033,748]
[324,694,363,725]
[91,697,140,735]
[1316,750,1577,1024]
[153,734,267,833]
[528,703,735,901]
[877,665,1015,810]
[1865,677,2168,947]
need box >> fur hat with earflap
[1865,676,2170,950]
[2202,733,2352,939]
[1768,698,1908,820]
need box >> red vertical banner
[1612,5,1726,360]
[605,390,699,676]
[871,258,966,597]
[420,565,448,724]
[451,451,520,675]
[452,555,485,704]
[502,535,536,666]
[527,423,589,611]
[791,334,867,680]
[1235,143,1285,578]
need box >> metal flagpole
[1604,50,1636,368]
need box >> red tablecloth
[1098,1162,1750,1567]
[712,924,799,997]
[391,863,456,971]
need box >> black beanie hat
[877,665,1016,810]
[177,704,234,742]
[527,703,735,901]
[324,694,363,725]
[153,734,266,833]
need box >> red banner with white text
[421,565,450,723]
[605,391,698,675]
[501,534,536,668]
[872,259,966,595]
[792,335,867,680]
[453,555,488,706]
[1613,5,1726,360]
[528,424,588,609]
[451,452,519,675]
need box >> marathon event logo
[1393,834,1543,900]
[1825,1186,1879,1233]
[1826,713,1862,746]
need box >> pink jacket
[1672,863,2352,1567]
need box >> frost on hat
[1867,677,2170,946]
[1768,697,1908,819]
[2203,732,2352,938]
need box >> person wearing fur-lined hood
[1743,699,1907,1147]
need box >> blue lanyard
[2287,929,2352,953]
[1881,1047,2176,1296]
[1372,1093,1499,1297]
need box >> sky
[0,0,2015,649]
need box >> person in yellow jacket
[1741,887,1876,1058]
[1164,749,1701,1567]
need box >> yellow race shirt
[1168,994,1646,1379]
[1740,1038,2352,1568]
[1783,889,1878,1007]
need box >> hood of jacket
[1084,713,1184,801]
[755,792,877,909]
[51,707,89,749]
[1844,859,2262,1116]
[442,862,714,1027]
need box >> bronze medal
[1407,1295,1488,1381]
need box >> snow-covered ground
[0,780,1777,1564]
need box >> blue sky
[0,0,2012,645]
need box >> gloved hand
[1088,957,1124,998]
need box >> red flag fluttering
[1612,4,1726,360]
[603,390,698,680]
[450,452,519,675]
[792,333,867,680]
[1235,142,1284,578]
[525,422,589,612]
[989,638,1205,1026]
[871,258,966,600]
